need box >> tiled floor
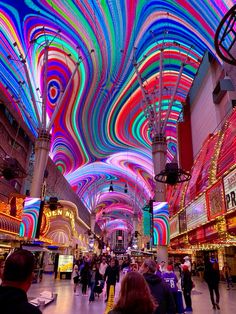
[28,274,236,314]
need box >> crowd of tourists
[72,253,234,313]
[0,249,235,314]
[72,254,203,313]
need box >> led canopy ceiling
[0,0,233,234]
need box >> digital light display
[19,197,41,239]
[143,206,151,236]
[0,1,232,236]
[153,202,169,246]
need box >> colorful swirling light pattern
[0,0,235,234]
[19,197,41,239]
[153,202,170,246]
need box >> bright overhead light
[109,181,114,192]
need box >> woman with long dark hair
[204,260,220,309]
[108,271,157,314]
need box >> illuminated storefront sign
[226,214,236,234]
[223,168,236,211]
[179,210,187,233]
[188,227,205,244]
[186,194,207,229]
[170,216,179,238]
[45,208,77,236]
[204,222,217,241]
[58,255,73,272]
[0,212,21,234]
[206,180,225,220]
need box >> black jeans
[81,282,88,294]
[183,290,192,309]
[208,284,220,305]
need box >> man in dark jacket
[0,249,41,314]
[141,259,176,314]
[104,258,119,302]
[204,259,220,309]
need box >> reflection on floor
[28,274,236,314]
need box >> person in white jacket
[99,257,108,279]
[182,256,191,272]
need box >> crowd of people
[70,253,235,313]
[58,253,196,313]
[0,249,235,314]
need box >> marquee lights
[0,1,234,235]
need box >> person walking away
[0,249,42,314]
[108,271,157,314]
[104,258,119,302]
[197,259,204,282]
[181,265,193,312]
[162,264,180,311]
[140,259,176,314]
[99,256,108,282]
[72,264,80,295]
[183,256,191,271]
[80,261,90,295]
[191,261,196,276]
[204,259,220,309]
[89,263,102,302]
[222,262,234,290]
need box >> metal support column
[152,134,168,263]
[152,134,167,201]
[30,130,51,198]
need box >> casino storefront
[0,194,25,260]
[0,196,92,277]
[40,200,90,254]
[168,110,236,278]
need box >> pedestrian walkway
[28,274,236,314]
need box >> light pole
[133,39,192,262]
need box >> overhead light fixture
[124,183,128,193]
[109,181,114,192]
[48,197,59,211]
[154,162,191,185]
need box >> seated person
[0,249,42,314]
